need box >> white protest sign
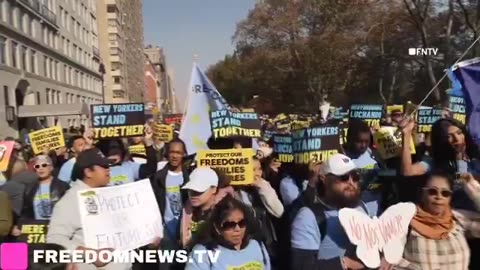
[338,202,416,268]
[77,180,163,251]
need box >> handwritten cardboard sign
[17,220,49,245]
[91,103,145,139]
[196,149,255,185]
[210,110,261,139]
[349,104,384,127]
[416,107,443,133]
[292,126,341,164]
[0,141,15,172]
[164,114,183,126]
[338,202,416,268]
[29,127,65,154]
[152,123,174,142]
[272,134,294,163]
[373,126,416,160]
[78,180,163,251]
[449,95,466,124]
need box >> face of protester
[85,165,110,187]
[325,170,361,208]
[188,187,216,207]
[447,125,466,154]
[391,113,403,125]
[72,138,86,154]
[34,161,53,179]
[168,142,185,168]
[354,132,370,155]
[258,141,268,148]
[253,159,262,180]
[422,176,452,216]
[220,209,246,249]
[233,142,243,149]
[108,154,123,165]
[14,141,22,150]
[131,136,143,145]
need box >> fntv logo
[409,48,438,56]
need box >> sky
[142,0,256,112]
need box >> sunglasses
[34,163,50,169]
[423,187,452,198]
[332,171,360,182]
[221,219,246,231]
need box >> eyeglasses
[221,219,246,231]
[332,171,360,182]
[423,187,452,198]
[34,163,50,169]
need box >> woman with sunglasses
[20,155,69,221]
[186,195,270,270]
[394,172,480,270]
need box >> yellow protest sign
[197,149,255,185]
[373,126,416,160]
[128,144,146,156]
[153,123,173,142]
[18,220,49,244]
[387,105,404,115]
[291,120,311,131]
[29,126,65,154]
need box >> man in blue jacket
[290,154,379,270]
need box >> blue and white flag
[180,63,230,155]
[452,57,480,145]
[447,67,464,97]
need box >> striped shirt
[394,210,480,270]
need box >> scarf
[410,205,454,240]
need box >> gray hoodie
[47,180,131,270]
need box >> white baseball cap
[321,153,357,176]
[182,167,219,192]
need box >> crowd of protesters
[1,107,480,270]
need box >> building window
[4,85,9,106]
[31,50,37,74]
[21,45,27,71]
[73,18,77,37]
[51,59,55,80]
[70,67,73,84]
[43,26,48,44]
[22,13,27,34]
[0,36,5,64]
[113,76,121,84]
[54,34,59,50]
[44,56,49,77]
[0,0,3,22]
[36,92,40,105]
[11,41,18,68]
[108,34,117,41]
[46,88,50,104]
[30,18,35,38]
[49,31,53,47]
[57,90,62,104]
[6,1,12,25]
[56,61,60,82]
